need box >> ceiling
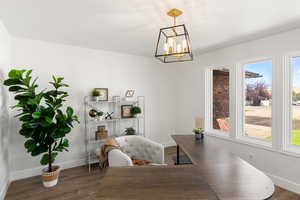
[1,0,300,57]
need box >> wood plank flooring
[5,146,300,200]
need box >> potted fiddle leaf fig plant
[3,69,79,187]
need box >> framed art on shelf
[94,88,108,101]
[121,105,133,118]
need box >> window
[291,56,300,147]
[212,68,230,133]
[243,60,272,141]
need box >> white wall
[9,37,177,180]
[0,20,11,199]
[175,28,300,194]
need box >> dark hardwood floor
[6,146,300,200]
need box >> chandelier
[155,8,193,63]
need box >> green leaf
[24,139,36,152]
[27,99,37,105]
[66,107,73,117]
[31,146,42,156]
[61,127,71,134]
[62,139,69,147]
[44,116,53,124]
[40,152,58,165]
[22,122,39,129]
[8,69,26,79]
[3,79,23,86]
[40,154,49,165]
[32,112,41,119]
[19,114,32,122]
[31,77,38,87]
[19,128,34,138]
[8,70,18,79]
[57,77,64,83]
[25,69,32,78]
[8,86,25,92]
[61,84,69,87]
[15,93,32,100]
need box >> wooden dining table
[97,135,274,200]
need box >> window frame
[284,53,300,154]
[203,55,300,157]
[205,65,232,138]
[236,57,274,147]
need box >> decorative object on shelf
[89,109,98,118]
[124,127,136,135]
[194,117,204,140]
[125,89,135,97]
[91,89,101,101]
[97,111,104,117]
[95,126,108,140]
[155,8,193,63]
[4,69,79,187]
[94,88,108,101]
[105,112,114,120]
[89,109,104,119]
[131,106,142,117]
[121,105,133,118]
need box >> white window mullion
[284,53,300,154]
[204,68,213,131]
[272,56,283,151]
[282,55,291,151]
[236,63,244,138]
[229,65,237,139]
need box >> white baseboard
[0,177,10,200]
[10,158,86,181]
[266,172,300,195]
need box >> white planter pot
[92,96,100,101]
[41,165,60,187]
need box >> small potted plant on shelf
[193,128,204,140]
[4,69,79,187]
[124,127,136,135]
[91,89,100,101]
[131,106,142,117]
[97,110,104,120]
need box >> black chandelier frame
[155,24,193,63]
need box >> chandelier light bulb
[182,39,187,52]
[177,44,181,53]
[164,43,168,53]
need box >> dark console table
[172,135,274,200]
[97,135,274,200]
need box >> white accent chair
[106,136,164,167]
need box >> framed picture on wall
[121,105,133,118]
[95,88,108,101]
